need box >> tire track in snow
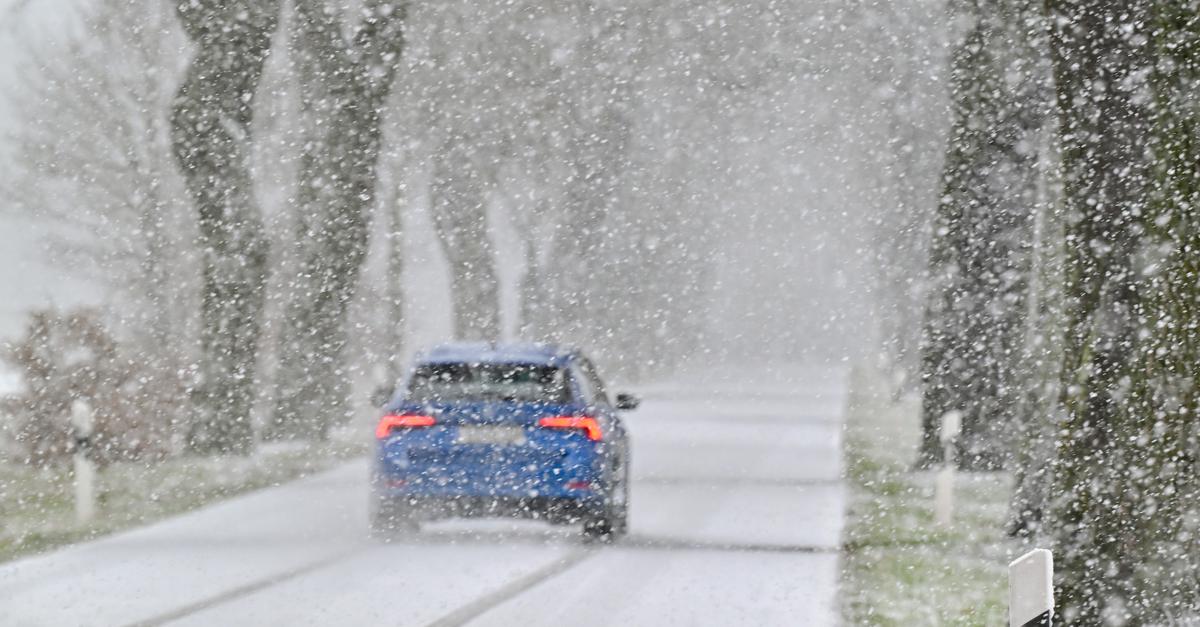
[422,548,596,627]
[618,535,838,554]
[636,475,841,488]
[120,546,368,627]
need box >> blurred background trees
[4,0,877,455]
[1,0,197,461]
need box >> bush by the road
[2,308,181,466]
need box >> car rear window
[406,363,571,404]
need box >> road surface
[0,365,847,626]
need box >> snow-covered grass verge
[841,365,1030,625]
[0,430,367,564]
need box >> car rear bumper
[373,473,604,501]
[375,493,603,523]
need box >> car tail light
[538,416,602,441]
[565,480,591,491]
[376,414,436,439]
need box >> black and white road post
[934,410,961,525]
[1009,548,1053,627]
[70,399,96,525]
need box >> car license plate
[456,425,526,446]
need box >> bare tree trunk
[429,136,501,341]
[517,198,552,340]
[549,132,622,342]
[268,0,406,440]
[917,0,1047,470]
[1044,0,1152,620]
[546,2,637,350]
[171,0,280,454]
[1112,0,1200,617]
[383,167,408,382]
[1007,105,1062,539]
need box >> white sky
[0,0,100,341]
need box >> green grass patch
[840,366,1025,626]
[0,434,367,564]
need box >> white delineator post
[1009,548,1053,627]
[934,410,961,525]
[70,399,96,525]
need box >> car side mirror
[615,393,640,411]
[369,384,393,408]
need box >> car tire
[370,495,418,540]
[582,446,630,541]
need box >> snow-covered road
[0,366,847,626]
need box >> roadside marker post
[1009,548,1053,627]
[70,399,96,526]
[934,410,961,526]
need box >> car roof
[417,342,577,367]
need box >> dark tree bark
[171,0,280,454]
[267,0,407,439]
[1110,2,1200,618]
[1044,0,1153,620]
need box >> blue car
[370,343,638,540]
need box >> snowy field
[0,365,847,626]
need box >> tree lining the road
[917,0,1048,472]
[267,0,407,441]
[916,0,1200,620]
[170,0,281,454]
